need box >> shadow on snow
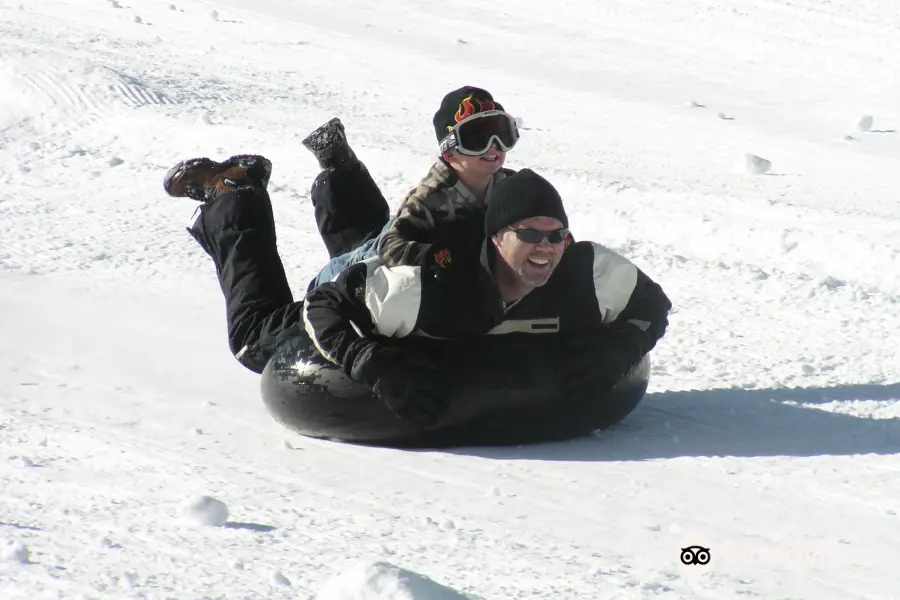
[448,382,900,461]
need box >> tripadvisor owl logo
[680,546,711,565]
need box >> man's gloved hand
[350,342,449,430]
[562,327,645,395]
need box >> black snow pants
[188,162,389,374]
[310,162,390,259]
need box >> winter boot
[302,117,358,170]
[163,154,272,203]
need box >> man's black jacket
[302,238,672,391]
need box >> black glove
[562,328,645,394]
[427,214,486,274]
[433,213,486,254]
[350,342,449,430]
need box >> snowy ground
[2,0,899,598]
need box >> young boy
[303,86,523,287]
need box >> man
[302,168,672,428]
[299,85,528,289]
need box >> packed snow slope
[2,0,899,598]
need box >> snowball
[2,541,30,563]
[210,10,219,21]
[822,276,845,289]
[169,3,177,9]
[179,495,229,526]
[271,569,292,587]
[744,153,771,175]
[439,519,456,531]
[316,561,472,600]
[133,15,142,24]
[857,115,873,132]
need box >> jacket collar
[478,238,500,287]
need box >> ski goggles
[507,227,570,244]
[439,110,520,156]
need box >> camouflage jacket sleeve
[377,160,457,267]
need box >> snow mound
[179,495,229,526]
[316,561,474,600]
[744,152,772,175]
[271,569,292,587]
[2,541,30,563]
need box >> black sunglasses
[507,227,570,244]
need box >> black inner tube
[260,335,651,448]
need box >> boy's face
[443,144,506,177]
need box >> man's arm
[302,259,424,377]
[588,242,671,339]
[580,242,672,387]
[303,260,450,428]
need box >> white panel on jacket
[590,242,638,323]
[363,260,423,338]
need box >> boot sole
[163,157,216,198]
[163,155,272,199]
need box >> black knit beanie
[484,169,569,236]
[433,86,504,142]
